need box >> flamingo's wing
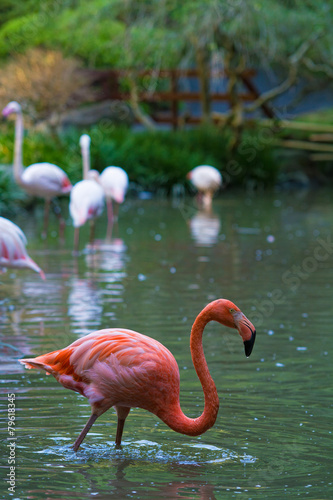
[20,329,179,410]
[0,217,27,245]
[0,218,45,278]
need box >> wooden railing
[262,119,333,161]
[81,67,275,129]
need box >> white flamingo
[0,216,45,279]
[69,135,105,253]
[187,165,222,210]
[99,166,129,224]
[2,101,72,237]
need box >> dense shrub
[0,49,95,123]
[0,122,279,208]
[0,165,26,214]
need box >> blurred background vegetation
[0,0,332,211]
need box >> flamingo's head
[87,170,100,182]
[61,176,72,194]
[211,299,256,357]
[2,101,22,117]
[79,134,91,150]
[111,189,125,204]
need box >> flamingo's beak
[243,330,256,357]
[234,312,256,357]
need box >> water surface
[0,189,332,499]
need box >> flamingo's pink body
[187,165,222,210]
[20,299,256,451]
[69,134,104,251]
[2,101,72,235]
[0,216,45,279]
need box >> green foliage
[47,2,126,66]
[298,107,333,125]
[0,14,41,58]
[0,164,26,214]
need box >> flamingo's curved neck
[158,306,219,436]
[81,146,90,180]
[13,112,24,184]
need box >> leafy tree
[0,0,332,134]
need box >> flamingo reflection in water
[189,210,221,247]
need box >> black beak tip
[244,330,256,357]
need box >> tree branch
[244,31,323,113]
[303,57,333,79]
[127,72,156,130]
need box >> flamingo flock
[2,102,130,258]
[1,101,254,453]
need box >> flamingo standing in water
[99,166,129,225]
[69,134,104,253]
[0,216,45,279]
[2,101,72,237]
[19,299,256,451]
[187,165,222,210]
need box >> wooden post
[240,73,276,119]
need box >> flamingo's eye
[229,308,235,314]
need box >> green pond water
[0,189,332,499]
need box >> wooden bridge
[80,67,275,129]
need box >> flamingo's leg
[115,406,130,448]
[113,202,120,223]
[73,413,98,452]
[106,219,114,241]
[73,227,80,255]
[89,219,95,246]
[51,199,65,241]
[106,198,114,225]
[106,198,114,241]
[42,199,51,238]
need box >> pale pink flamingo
[99,166,129,225]
[187,165,222,210]
[0,216,45,279]
[19,298,256,451]
[2,101,72,237]
[69,134,104,252]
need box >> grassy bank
[0,122,281,212]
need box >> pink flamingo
[19,299,256,451]
[187,165,222,210]
[69,134,104,252]
[99,166,129,225]
[2,101,72,237]
[0,216,45,279]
